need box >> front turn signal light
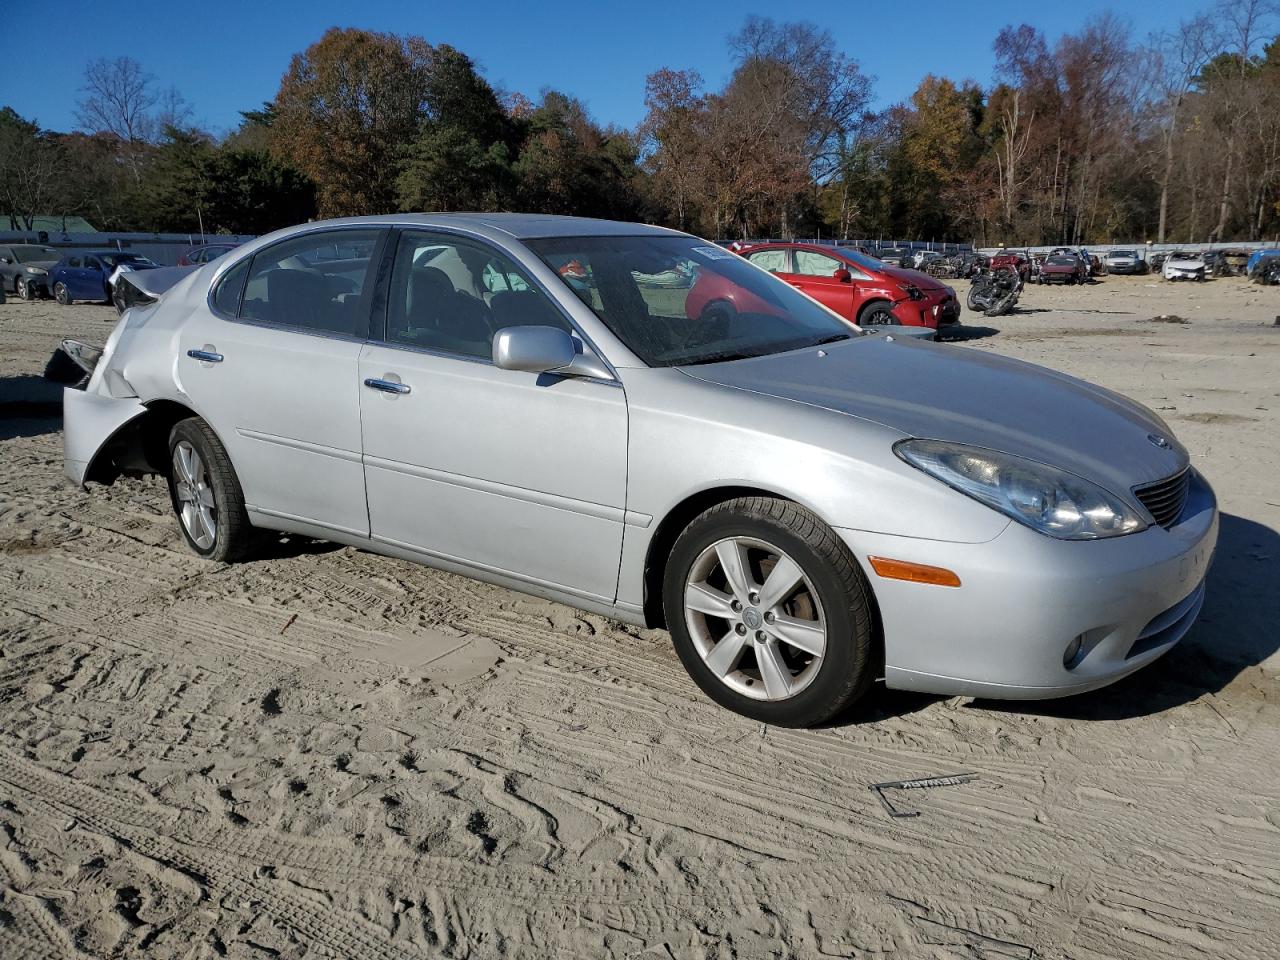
[867,556,962,587]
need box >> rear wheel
[54,282,70,305]
[166,418,256,562]
[663,497,876,727]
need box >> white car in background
[1163,251,1206,281]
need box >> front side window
[239,229,380,337]
[794,250,844,277]
[528,235,853,367]
[746,249,788,273]
[384,231,571,360]
[66,257,81,269]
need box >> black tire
[858,302,898,326]
[166,417,256,562]
[54,282,70,305]
[662,496,876,727]
[700,298,737,337]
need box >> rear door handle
[187,349,223,363]
[364,377,411,395]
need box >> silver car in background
[1103,250,1145,275]
[62,215,1217,726]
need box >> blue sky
[8,0,1217,137]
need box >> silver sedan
[62,215,1217,726]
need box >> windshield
[11,245,59,263]
[527,235,854,367]
[100,253,157,267]
[834,249,890,271]
[1111,251,1136,257]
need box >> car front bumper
[891,295,959,330]
[835,468,1218,699]
[1106,262,1143,274]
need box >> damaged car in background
[52,214,1218,727]
[1163,251,1207,281]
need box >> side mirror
[833,267,852,283]
[492,325,612,381]
[0,257,10,265]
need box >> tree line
[2,7,1278,245]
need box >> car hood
[22,258,60,270]
[681,336,1189,494]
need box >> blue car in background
[1246,249,1280,280]
[49,251,160,305]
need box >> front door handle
[187,349,223,363]
[364,377,411,395]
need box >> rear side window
[212,258,250,316]
[239,229,382,337]
[746,249,787,273]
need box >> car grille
[1133,467,1190,529]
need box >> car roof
[302,213,686,241]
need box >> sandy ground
[0,275,1277,960]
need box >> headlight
[895,439,1147,540]
[25,266,47,275]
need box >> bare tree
[1144,15,1222,241]
[76,57,157,142]
[1208,0,1276,239]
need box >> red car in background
[988,250,1032,282]
[718,242,960,334]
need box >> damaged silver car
[60,215,1217,726]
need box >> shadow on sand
[0,375,63,440]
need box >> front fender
[63,387,147,486]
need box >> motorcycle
[966,266,1022,317]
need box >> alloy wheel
[683,536,827,701]
[16,278,28,300]
[172,440,217,550]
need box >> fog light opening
[1063,634,1085,670]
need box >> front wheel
[167,418,256,562]
[663,497,876,727]
[859,303,898,326]
[16,277,30,300]
[54,282,70,305]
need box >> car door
[80,256,108,300]
[176,227,386,537]
[358,229,628,602]
[56,256,81,296]
[786,249,864,320]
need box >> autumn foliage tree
[270,28,431,217]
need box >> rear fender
[63,388,148,487]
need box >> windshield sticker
[690,245,735,261]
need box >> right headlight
[895,439,1147,540]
